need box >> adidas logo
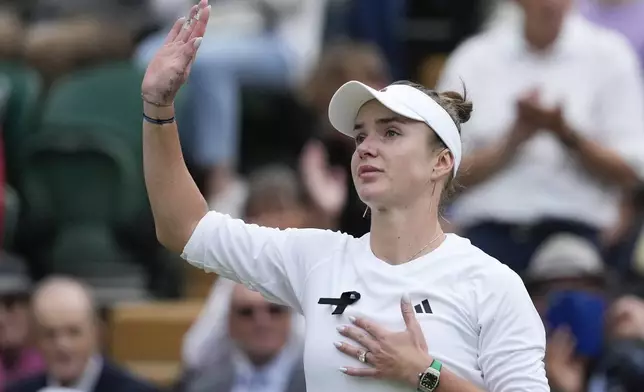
[414,299,433,314]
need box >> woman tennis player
[141,1,549,391]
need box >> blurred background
[1,0,644,391]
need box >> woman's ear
[430,149,454,182]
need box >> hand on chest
[315,286,479,356]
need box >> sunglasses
[233,304,288,319]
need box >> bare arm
[141,1,211,253]
[143,102,208,253]
[458,122,535,190]
[558,124,640,190]
[457,138,516,189]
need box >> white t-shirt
[181,212,549,392]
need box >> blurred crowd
[1,0,644,391]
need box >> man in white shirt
[437,0,644,274]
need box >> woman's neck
[369,201,445,265]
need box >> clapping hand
[505,89,543,149]
[334,295,433,387]
[545,328,585,392]
[516,89,572,143]
[300,140,348,219]
[141,0,211,107]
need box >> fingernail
[336,325,346,332]
[348,316,356,323]
[402,293,411,305]
[194,37,203,49]
[338,367,347,373]
[333,341,342,348]
[182,19,191,29]
[195,9,201,20]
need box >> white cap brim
[328,81,425,137]
[327,81,462,176]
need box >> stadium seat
[0,62,43,184]
[20,61,187,295]
[21,127,138,227]
[38,61,187,213]
[20,118,141,277]
[43,62,145,140]
[109,300,204,386]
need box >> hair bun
[438,90,473,124]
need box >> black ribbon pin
[318,291,361,315]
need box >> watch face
[420,373,439,391]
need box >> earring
[362,206,369,218]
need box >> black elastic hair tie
[143,113,175,125]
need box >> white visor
[328,81,462,176]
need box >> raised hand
[299,140,348,219]
[545,328,585,392]
[141,0,211,106]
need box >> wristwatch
[417,359,442,392]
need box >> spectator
[547,295,644,392]
[6,276,159,392]
[0,258,45,387]
[525,233,608,317]
[136,0,328,216]
[180,279,305,392]
[242,165,310,229]
[527,234,644,392]
[437,0,644,274]
[0,0,152,83]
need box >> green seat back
[22,126,138,225]
[43,62,145,149]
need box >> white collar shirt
[437,12,644,229]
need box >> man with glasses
[181,279,305,392]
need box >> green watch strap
[430,359,442,372]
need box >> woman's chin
[356,184,388,205]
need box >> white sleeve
[180,211,347,313]
[594,34,644,179]
[477,266,549,392]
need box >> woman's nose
[356,136,377,159]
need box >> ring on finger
[358,350,370,364]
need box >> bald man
[6,276,160,392]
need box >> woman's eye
[385,129,399,137]
[355,134,366,144]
